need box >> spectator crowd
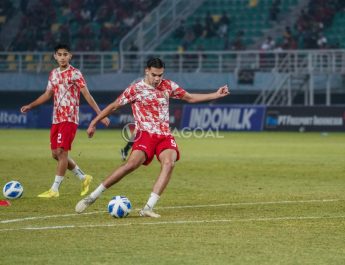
[0,0,344,52]
[7,0,160,51]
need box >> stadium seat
[51,23,61,33]
[42,54,55,72]
[6,54,16,71]
[0,16,6,24]
[24,54,36,72]
[112,54,119,70]
[325,12,345,48]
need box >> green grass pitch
[0,129,345,265]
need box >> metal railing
[119,0,204,56]
[0,50,344,74]
[120,50,345,74]
[0,52,119,74]
[254,51,310,105]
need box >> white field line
[0,211,106,224]
[1,215,345,232]
[0,198,340,224]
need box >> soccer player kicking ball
[75,58,229,217]
[20,44,110,198]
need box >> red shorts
[132,131,180,165]
[50,122,78,151]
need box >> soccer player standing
[20,44,110,198]
[76,58,229,217]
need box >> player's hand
[20,105,31,113]
[101,117,110,127]
[87,124,96,138]
[216,85,230,98]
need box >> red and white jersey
[46,65,86,124]
[117,79,186,135]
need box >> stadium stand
[4,0,161,51]
[1,0,345,75]
[0,0,344,107]
[156,0,300,52]
[290,0,345,49]
[0,0,14,22]
[1,0,344,52]
[323,2,345,48]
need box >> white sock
[90,184,106,199]
[51,175,64,192]
[143,192,160,210]
[71,165,85,181]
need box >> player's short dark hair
[54,44,71,53]
[146,58,165,69]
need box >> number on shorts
[57,133,62,143]
[170,139,176,147]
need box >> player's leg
[55,148,69,176]
[51,154,92,196]
[67,157,93,196]
[38,148,67,198]
[139,149,178,218]
[140,135,179,218]
[104,150,146,187]
[75,150,146,213]
[153,149,177,195]
[76,130,156,213]
[121,125,136,160]
[38,122,78,198]
[120,141,134,161]
[38,124,60,198]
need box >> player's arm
[86,99,122,138]
[20,89,54,113]
[80,85,110,127]
[181,85,230,103]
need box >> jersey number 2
[57,133,62,144]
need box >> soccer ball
[107,195,132,218]
[3,181,24,199]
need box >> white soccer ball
[107,195,132,218]
[3,181,24,199]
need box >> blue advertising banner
[0,106,104,129]
[0,104,183,129]
[36,106,52,128]
[265,106,345,131]
[0,109,37,128]
[37,105,108,129]
[181,105,266,131]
